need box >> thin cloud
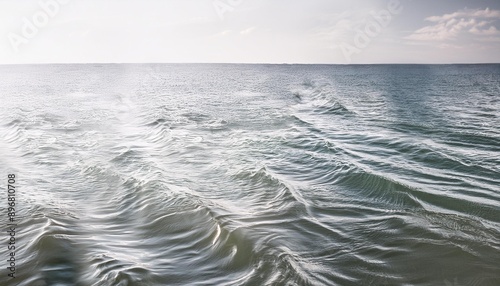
[425,8,500,22]
[406,8,500,41]
[220,30,233,36]
[240,27,256,35]
[470,25,499,36]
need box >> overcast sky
[1,0,499,64]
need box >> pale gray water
[0,64,499,285]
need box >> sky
[0,0,500,64]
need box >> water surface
[0,64,499,285]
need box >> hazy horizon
[2,62,500,66]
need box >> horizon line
[1,62,500,66]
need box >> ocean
[0,64,499,285]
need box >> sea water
[0,64,499,285]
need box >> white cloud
[468,8,500,19]
[470,25,499,36]
[425,8,500,22]
[240,27,256,35]
[406,8,500,42]
[218,30,233,36]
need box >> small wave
[145,118,169,127]
[181,111,211,123]
[290,82,354,121]
[89,254,155,286]
[312,100,352,115]
[334,169,423,211]
[230,166,308,214]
